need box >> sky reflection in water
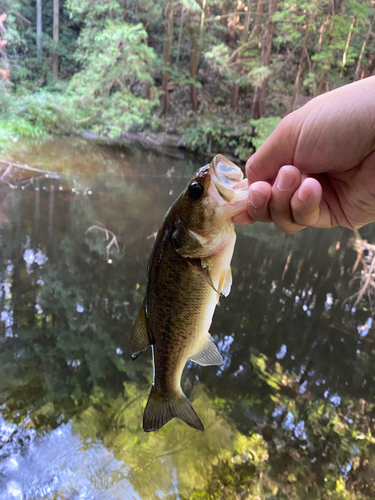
[1,139,375,499]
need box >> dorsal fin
[130,303,152,360]
[190,334,223,366]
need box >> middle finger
[270,165,306,233]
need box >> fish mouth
[211,155,248,203]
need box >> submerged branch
[0,159,56,175]
[86,224,120,261]
[0,158,58,187]
[344,231,375,313]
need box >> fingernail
[277,169,295,191]
[249,189,266,209]
[298,185,311,202]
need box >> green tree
[69,18,157,136]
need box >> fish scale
[130,155,248,432]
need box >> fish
[130,154,248,432]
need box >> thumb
[246,113,302,184]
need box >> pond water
[1,138,375,500]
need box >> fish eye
[188,182,204,200]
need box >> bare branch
[11,11,32,25]
[206,11,250,23]
[0,158,58,187]
[76,114,96,123]
[228,40,257,64]
[86,225,120,261]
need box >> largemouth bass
[131,155,247,432]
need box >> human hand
[234,77,375,233]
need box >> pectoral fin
[190,334,223,366]
[219,267,232,297]
[130,303,152,360]
[188,258,223,296]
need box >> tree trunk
[162,4,173,115]
[189,23,198,110]
[220,1,230,41]
[138,2,151,100]
[231,0,253,110]
[355,16,374,78]
[315,22,333,95]
[251,0,279,120]
[251,0,265,38]
[176,7,185,66]
[340,13,356,77]
[0,14,10,81]
[316,68,329,94]
[289,15,312,113]
[368,50,375,76]
[53,0,59,79]
[144,37,151,99]
[196,0,207,73]
[37,0,42,59]
[315,0,335,95]
[231,80,240,111]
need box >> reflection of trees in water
[1,163,375,498]
[186,224,375,499]
[344,231,375,315]
[0,178,152,426]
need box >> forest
[0,0,374,159]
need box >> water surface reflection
[1,139,375,499]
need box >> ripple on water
[0,414,140,500]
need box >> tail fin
[143,385,204,432]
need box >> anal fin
[143,385,204,432]
[190,334,223,366]
[130,303,151,360]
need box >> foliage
[250,116,282,150]
[178,114,276,163]
[0,0,374,155]
[3,0,79,85]
[0,90,84,149]
[69,20,158,137]
[182,116,256,161]
[0,118,46,140]
[182,116,232,153]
